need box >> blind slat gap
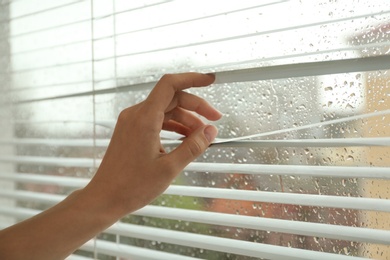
[133,205,390,245]
[166,186,390,212]
[210,137,390,147]
[213,109,390,142]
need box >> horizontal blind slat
[8,0,85,20]
[0,138,110,147]
[0,155,96,168]
[0,206,366,259]
[1,184,389,212]
[0,190,66,204]
[65,255,94,260]
[0,206,39,219]
[79,239,202,260]
[1,137,390,148]
[106,222,366,260]
[186,163,390,179]
[214,55,390,84]
[0,190,390,245]
[134,205,390,245]
[0,173,89,187]
[1,159,389,179]
[13,56,390,103]
[9,40,389,74]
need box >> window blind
[0,0,389,259]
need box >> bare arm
[0,73,221,260]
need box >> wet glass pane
[0,0,389,259]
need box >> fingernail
[216,109,223,117]
[204,125,218,143]
[206,73,216,81]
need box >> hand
[85,72,222,216]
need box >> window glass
[0,1,389,259]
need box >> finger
[162,120,191,137]
[146,73,215,112]
[163,125,218,171]
[166,91,222,121]
[164,107,205,132]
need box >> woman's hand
[86,72,222,216]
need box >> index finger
[145,73,216,112]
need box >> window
[0,0,389,259]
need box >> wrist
[79,176,138,224]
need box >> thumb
[166,125,218,171]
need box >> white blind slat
[9,0,84,20]
[186,163,390,179]
[79,239,203,260]
[65,254,94,260]
[1,137,389,148]
[0,138,110,147]
[215,55,390,84]
[0,206,368,259]
[107,222,367,260]
[1,157,389,179]
[1,185,389,213]
[11,56,390,103]
[0,191,390,245]
[133,206,390,245]
[0,173,89,187]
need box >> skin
[0,73,222,260]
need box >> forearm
[0,188,121,260]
